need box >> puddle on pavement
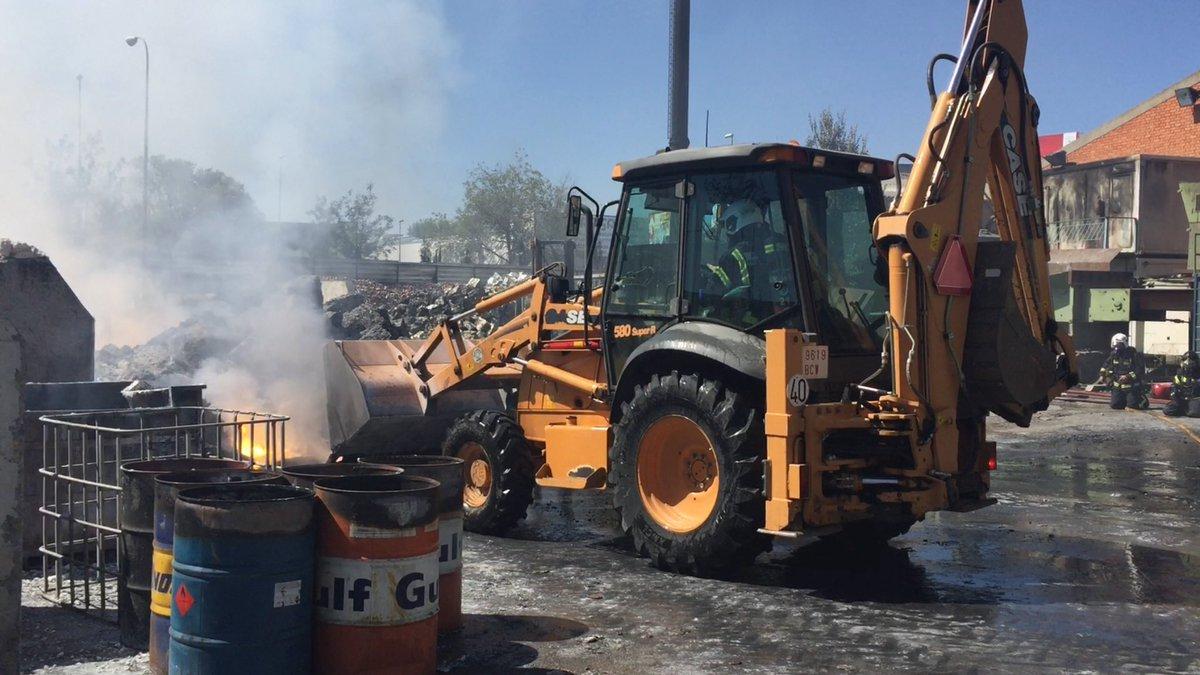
[744,529,1200,607]
[484,454,1200,610]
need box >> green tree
[406,152,568,265]
[806,108,869,154]
[409,212,457,263]
[41,137,262,261]
[308,183,398,259]
[456,151,565,265]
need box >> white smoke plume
[0,2,459,459]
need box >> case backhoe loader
[324,0,1077,574]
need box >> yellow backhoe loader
[325,0,1077,574]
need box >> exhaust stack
[667,0,690,150]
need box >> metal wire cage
[38,407,288,621]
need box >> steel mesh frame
[38,407,288,622]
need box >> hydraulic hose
[926,53,958,109]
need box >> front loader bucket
[324,340,506,458]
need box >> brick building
[1044,69,1200,368]
[1061,69,1200,164]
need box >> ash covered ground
[22,399,1200,673]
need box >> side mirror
[567,195,583,237]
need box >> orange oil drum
[312,474,441,675]
[365,455,465,633]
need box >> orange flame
[237,426,270,467]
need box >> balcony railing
[1046,216,1136,251]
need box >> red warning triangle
[933,235,973,296]
[175,584,195,617]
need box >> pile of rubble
[95,276,323,385]
[324,272,527,341]
[95,314,239,382]
[95,272,529,384]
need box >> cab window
[793,172,885,352]
[683,170,799,329]
[607,183,681,317]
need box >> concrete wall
[1043,159,1136,251]
[0,256,93,382]
[0,318,23,674]
[1133,311,1191,358]
[0,254,94,558]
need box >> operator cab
[599,143,894,402]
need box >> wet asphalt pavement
[21,400,1200,673]
[443,401,1200,673]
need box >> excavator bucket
[323,339,507,458]
[963,241,1057,426]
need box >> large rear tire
[441,410,535,535]
[609,371,769,576]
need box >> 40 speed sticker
[786,375,810,408]
[315,551,440,625]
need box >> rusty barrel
[365,454,465,632]
[150,468,285,675]
[281,462,401,490]
[118,457,248,651]
[169,484,315,674]
[313,474,440,675]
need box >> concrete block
[0,255,93,382]
[321,278,355,304]
[0,254,94,558]
[0,318,23,674]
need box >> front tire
[441,410,535,535]
[609,371,769,576]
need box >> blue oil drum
[168,483,315,675]
[151,468,284,674]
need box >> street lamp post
[277,154,285,221]
[76,74,84,228]
[125,36,149,270]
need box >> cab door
[601,181,683,383]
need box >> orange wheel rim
[458,441,491,509]
[636,415,719,534]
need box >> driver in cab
[702,199,791,325]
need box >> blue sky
[3,1,1197,234]
[429,1,1198,216]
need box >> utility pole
[705,109,709,147]
[76,75,82,176]
[277,154,284,221]
[125,36,150,273]
[76,74,84,227]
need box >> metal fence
[1047,216,1136,250]
[311,258,527,284]
[38,407,288,621]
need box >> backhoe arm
[873,0,1077,471]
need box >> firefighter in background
[1165,350,1200,417]
[1100,333,1150,410]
